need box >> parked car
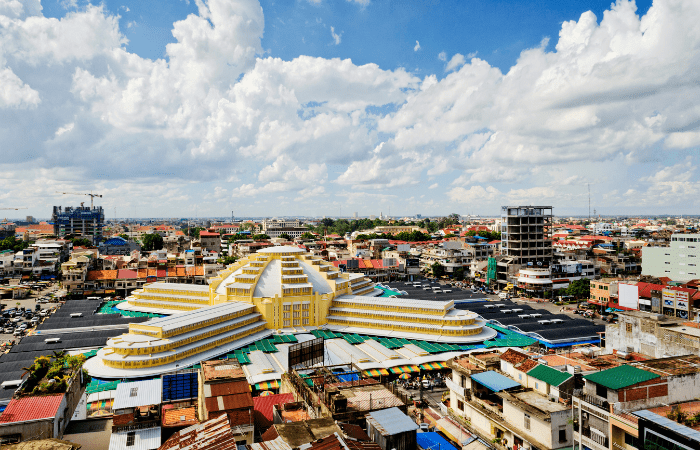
[18,323,27,330]
[35,304,41,311]
[11,317,22,323]
[30,317,40,324]
[13,329,23,336]
[39,310,48,317]
[4,327,14,334]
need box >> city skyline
[2,0,700,217]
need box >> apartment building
[447,352,573,450]
[497,206,553,291]
[51,205,104,241]
[642,233,700,281]
[261,219,308,239]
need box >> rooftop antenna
[588,184,591,221]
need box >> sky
[2,0,700,219]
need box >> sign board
[618,283,639,309]
[288,337,324,371]
[405,258,420,267]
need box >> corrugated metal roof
[633,409,700,443]
[113,379,162,410]
[583,365,659,390]
[470,371,521,392]
[526,364,572,387]
[108,426,161,450]
[366,407,419,435]
[0,394,64,423]
[417,432,459,450]
[160,413,238,450]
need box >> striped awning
[389,365,420,374]
[362,369,389,377]
[254,380,280,390]
[419,362,447,370]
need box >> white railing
[445,378,466,397]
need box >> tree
[300,232,316,240]
[431,262,445,278]
[118,234,129,240]
[141,233,164,251]
[187,227,204,238]
[279,233,292,241]
[70,238,92,247]
[0,236,29,253]
[566,279,591,299]
[219,256,237,265]
[252,234,270,241]
[453,267,465,280]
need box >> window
[303,318,309,325]
[559,428,567,443]
[283,304,291,311]
[126,432,136,447]
[596,383,607,398]
[535,382,539,389]
[626,323,632,333]
[283,313,290,319]
[130,387,138,397]
[283,320,290,327]
[293,319,300,326]
[518,373,522,380]
[457,400,464,411]
[293,303,300,310]
[302,303,309,310]
[524,413,531,430]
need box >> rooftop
[501,390,569,414]
[273,417,343,448]
[0,394,64,423]
[366,407,419,435]
[630,355,700,377]
[583,364,660,390]
[471,370,521,392]
[202,359,246,382]
[526,364,573,387]
[113,379,162,410]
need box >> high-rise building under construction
[51,205,105,241]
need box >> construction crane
[56,191,103,209]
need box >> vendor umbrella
[399,373,411,380]
[258,391,273,396]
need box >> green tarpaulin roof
[583,365,659,390]
[526,364,573,387]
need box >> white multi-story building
[261,219,308,239]
[642,233,700,281]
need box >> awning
[470,370,520,392]
[419,362,447,371]
[389,365,420,374]
[362,369,389,377]
[254,380,280,390]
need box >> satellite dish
[537,261,542,266]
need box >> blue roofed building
[99,236,140,256]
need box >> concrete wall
[0,419,54,442]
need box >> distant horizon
[2,1,700,216]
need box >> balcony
[580,427,609,450]
[446,378,467,397]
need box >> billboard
[405,258,420,267]
[288,338,324,371]
[618,283,639,309]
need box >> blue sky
[1,0,699,219]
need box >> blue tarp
[417,432,459,450]
[336,372,360,383]
[540,338,601,349]
[470,370,520,392]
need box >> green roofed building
[583,365,659,391]
[525,364,574,400]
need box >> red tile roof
[0,394,64,423]
[162,406,197,427]
[208,381,250,396]
[86,270,118,281]
[253,393,294,431]
[500,348,529,365]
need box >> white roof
[253,259,282,297]
[138,301,253,333]
[258,246,305,254]
[244,350,285,385]
[113,379,162,409]
[109,426,161,450]
[326,338,376,364]
[141,282,209,293]
[335,295,452,311]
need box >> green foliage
[228,233,252,242]
[141,233,164,251]
[0,236,29,253]
[219,256,237,265]
[566,279,591,298]
[186,227,204,238]
[118,233,130,240]
[431,262,445,278]
[300,232,316,240]
[278,233,292,241]
[464,230,502,241]
[252,234,270,241]
[70,237,92,247]
[393,230,431,242]
[453,267,465,280]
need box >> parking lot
[0,283,64,346]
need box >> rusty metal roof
[160,413,238,450]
